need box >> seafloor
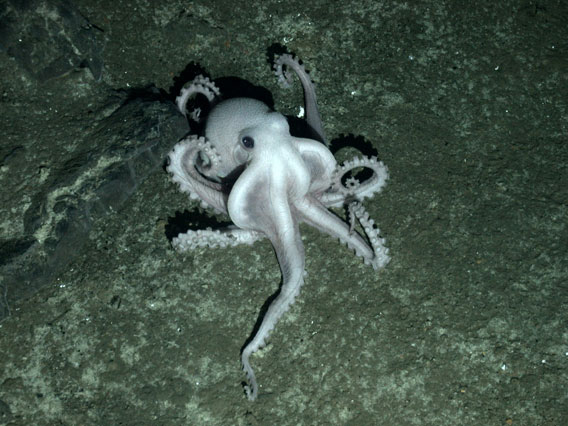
[0,0,566,424]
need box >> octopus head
[197,98,289,180]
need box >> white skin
[167,66,389,400]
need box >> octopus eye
[241,136,254,149]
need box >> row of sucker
[176,75,221,121]
[166,135,226,213]
[348,202,390,269]
[173,227,263,251]
[273,53,310,89]
[322,156,389,207]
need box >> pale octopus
[167,54,390,400]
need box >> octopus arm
[321,156,389,208]
[274,53,325,142]
[228,163,306,401]
[292,136,337,195]
[172,226,263,251]
[167,136,228,214]
[297,196,389,269]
